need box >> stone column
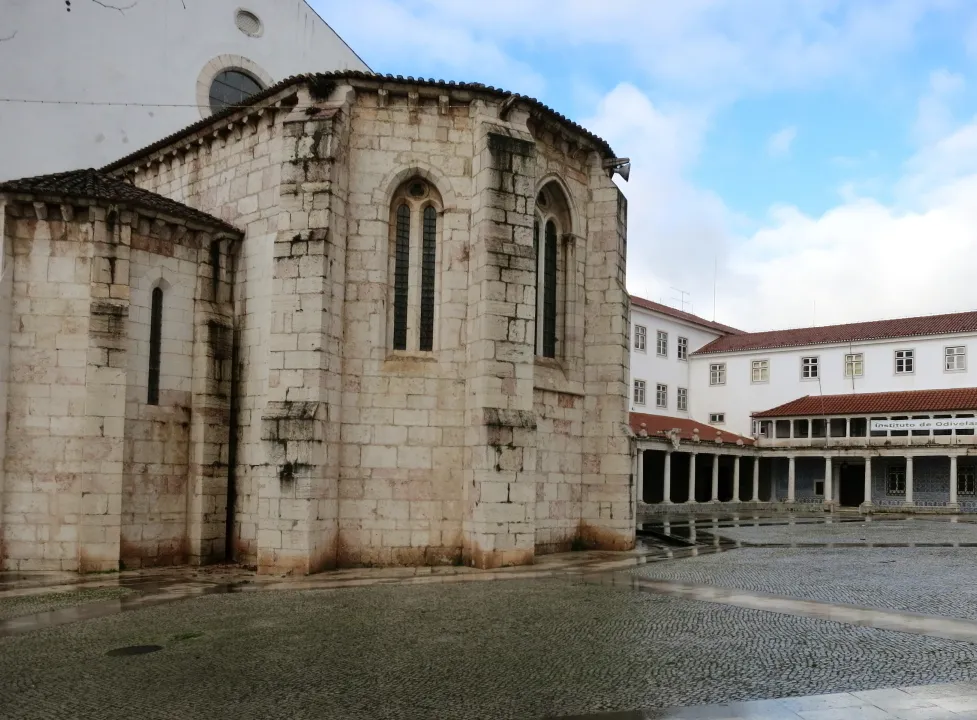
[185,235,238,566]
[580,142,634,552]
[710,454,720,502]
[636,449,644,503]
[824,457,833,509]
[463,121,540,568]
[905,456,914,506]
[732,456,740,503]
[257,91,350,574]
[687,453,697,504]
[950,455,959,507]
[861,456,873,510]
[787,455,796,503]
[752,457,760,502]
[662,451,672,504]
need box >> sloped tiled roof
[752,388,977,418]
[630,295,742,335]
[102,71,616,173]
[694,310,977,355]
[0,169,240,234]
[630,412,754,446]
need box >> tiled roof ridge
[101,71,616,173]
[629,411,754,445]
[693,308,977,355]
[629,294,742,335]
[753,387,977,418]
[0,168,240,235]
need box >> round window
[235,9,263,37]
[209,70,263,113]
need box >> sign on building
[870,418,977,432]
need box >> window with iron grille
[541,221,558,358]
[677,336,688,361]
[390,180,440,352]
[677,387,688,411]
[148,286,163,405]
[959,466,976,496]
[709,363,726,385]
[801,356,819,379]
[845,353,863,377]
[656,384,667,408]
[895,349,914,374]
[634,325,646,351]
[886,465,906,495]
[656,331,668,357]
[751,359,769,383]
[946,346,967,372]
[633,379,646,405]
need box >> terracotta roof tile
[102,71,617,173]
[0,168,240,235]
[753,388,977,418]
[630,295,742,335]
[630,412,754,445]
[694,310,977,355]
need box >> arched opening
[534,181,572,359]
[147,286,163,405]
[388,178,443,352]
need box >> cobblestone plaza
[6,515,977,718]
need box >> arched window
[388,178,442,352]
[148,286,163,405]
[534,182,571,359]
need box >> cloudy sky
[320,0,977,332]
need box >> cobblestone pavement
[5,578,977,719]
[703,516,977,545]
[633,546,977,621]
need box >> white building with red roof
[630,305,977,514]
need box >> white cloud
[319,0,977,330]
[913,69,965,144]
[766,126,797,158]
[585,80,977,331]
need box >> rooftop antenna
[669,287,692,313]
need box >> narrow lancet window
[393,204,411,351]
[419,206,437,351]
[148,286,163,405]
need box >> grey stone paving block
[3,579,977,719]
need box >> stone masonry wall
[1,203,128,571]
[338,88,473,566]
[110,78,636,571]
[124,105,286,565]
[121,245,195,568]
[0,205,11,561]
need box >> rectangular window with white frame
[677,387,688,411]
[709,413,725,424]
[656,331,668,357]
[946,346,967,372]
[801,356,819,379]
[677,336,688,361]
[709,363,726,385]
[634,325,646,352]
[656,383,667,408]
[845,353,863,378]
[895,349,914,374]
[633,379,646,406]
[751,359,769,383]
